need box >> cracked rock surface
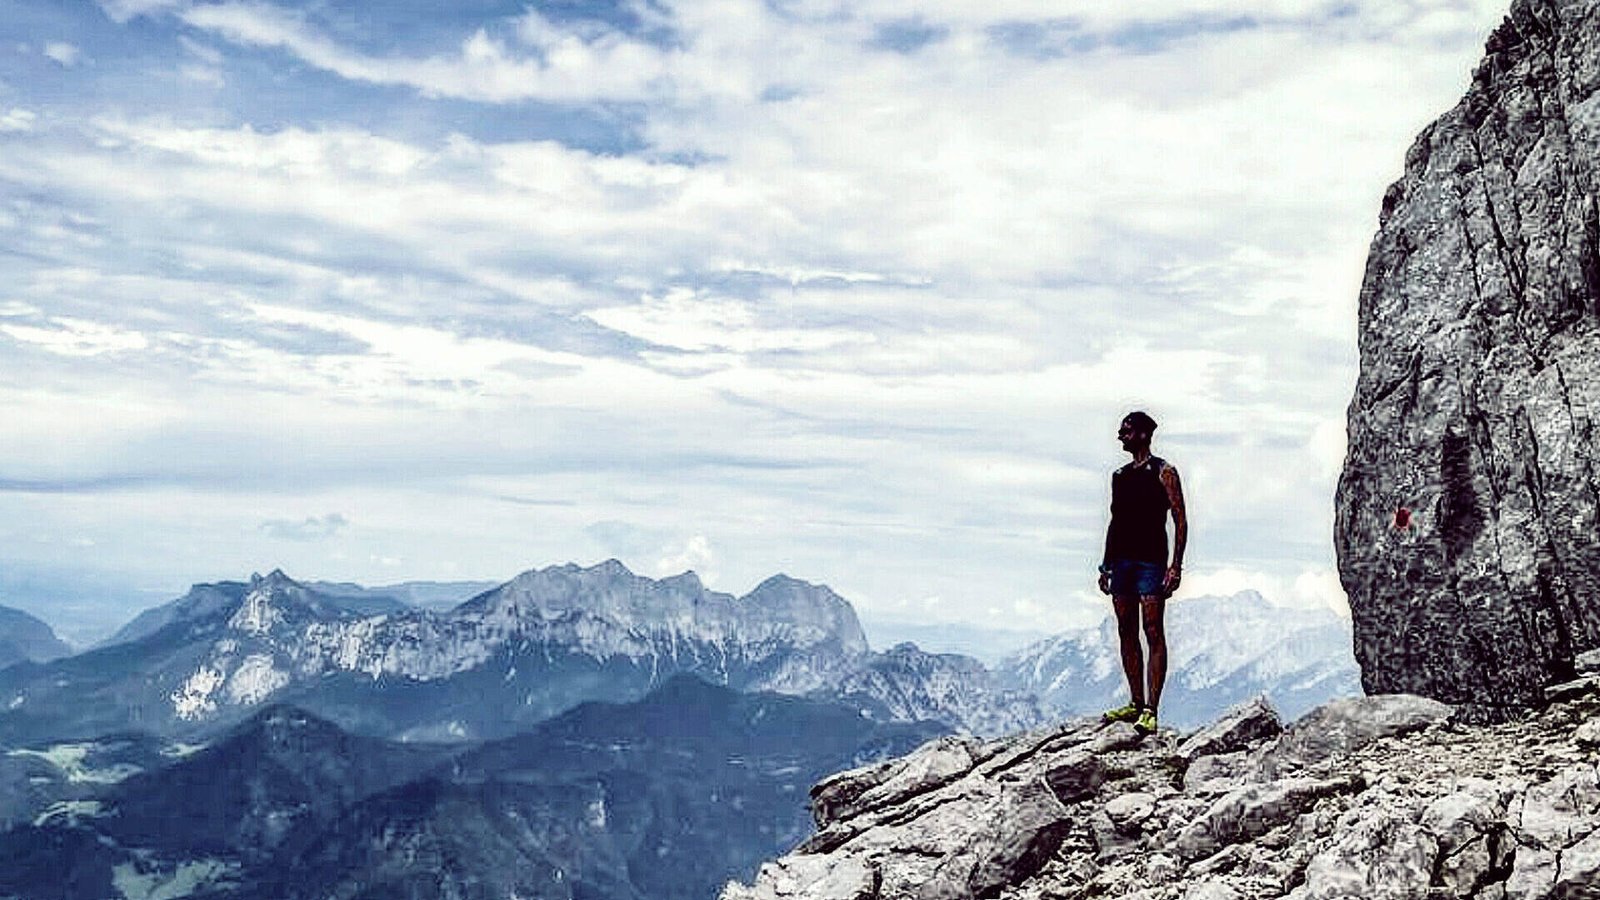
[721,687,1600,900]
[1336,0,1600,714]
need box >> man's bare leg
[1113,595,1146,708]
[1140,594,1168,714]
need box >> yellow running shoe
[1134,709,1158,735]
[1102,702,1142,724]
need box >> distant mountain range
[0,678,943,900]
[995,590,1361,729]
[0,561,1032,745]
[1,567,1361,745]
[304,578,503,613]
[0,563,1365,900]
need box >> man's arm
[1099,477,1115,595]
[1161,464,1186,594]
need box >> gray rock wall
[1337,0,1600,712]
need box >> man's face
[1118,419,1147,451]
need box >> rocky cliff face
[1337,0,1600,713]
[722,656,1600,900]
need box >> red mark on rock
[1393,506,1412,529]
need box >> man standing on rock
[1098,411,1187,735]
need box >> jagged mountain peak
[659,570,705,592]
[876,642,982,670]
[464,559,735,623]
[749,572,834,597]
[228,570,353,635]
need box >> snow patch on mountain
[6,744,142,784]
[173,667,226,721]
[225,655,290,705]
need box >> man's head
[1118,411,1157,452]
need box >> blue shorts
[1107,559,1165,597]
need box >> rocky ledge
[721,682,1600,900]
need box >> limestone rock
[1297,805,1438,900]
[1250,694,1452,778]
[1176,696,1282,761]
[719,856,878,900]
[1337,0,1600,713]
[1182,880,1243,900]
[1184,751,1251,795]
[809,734,984,828]
[1577,648,1600,675]
[1553,826,1600,898]
[1513,762,1600,849]
[1576,716,1600,746]
[1174,776,1362,860]
[723,685,1600,900]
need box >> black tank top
[1108,456,1170,564]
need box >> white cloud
[0,317,148,356]
[0,109,37,133]
[260,512,348,541]
[97,0,186,23]
[179,65,225,86]
[0,0,1509,629]
[178,35,223,65]
[655,535,716,583]
[180,3,674,103]
[43,43,81,66]
[1179,565,1349,617]
[586,288,872,354]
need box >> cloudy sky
[0,0,1507,644]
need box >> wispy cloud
[96,0,186,24]
[0,0,1510,633]
[180,3,675,103]
[260,512,348,541]
[0,109,37,132]
[42,42,82,66]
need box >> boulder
[810,735,983,828]
[1176,696,1282,761]
[1337,0,1600,713]
[1251,694,1452,778]
[1174,775,1362,861]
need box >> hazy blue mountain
[996,591,1360,730]
[0,561,1015,745]
[0,678,946,900]
[0,705,456,900]
[822,642,1044,736]
[0,604,71,671]
[102,574,429,646]
[305,579,501,613]
[856,618,1053,666]
[0,572,383,745]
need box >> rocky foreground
[722,661,1600,899]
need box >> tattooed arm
[1161,463,1187,595]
